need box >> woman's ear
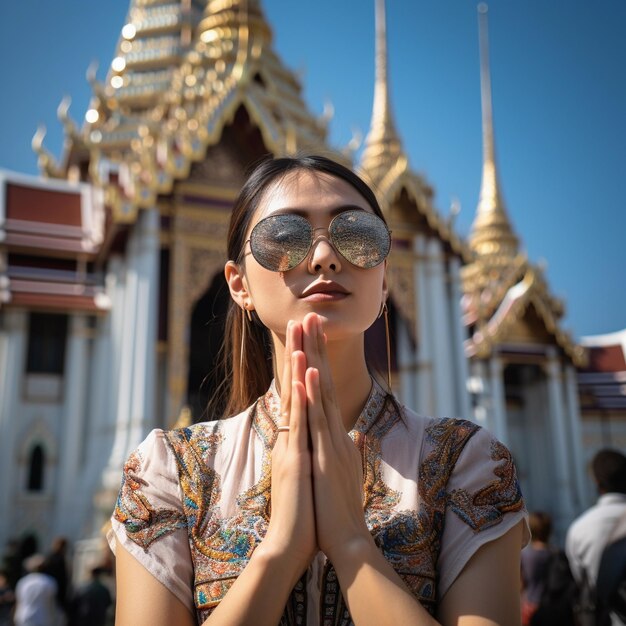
[224,260,251,310]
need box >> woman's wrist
[325,529,377,568]
[253,536,312,588]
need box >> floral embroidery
[362,417,481,614]
[114,380,526,624]
[113,450,187,550]
[448,439,525,531]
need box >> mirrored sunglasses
[245,209,391,272]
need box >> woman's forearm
[202,542,306,626]
[331,534,439,626]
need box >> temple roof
[461,5,583,365]
[36,0,329,222]
[359,0,466,258]
[463,265,585,366]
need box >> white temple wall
[0,309,72,552]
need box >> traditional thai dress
[109,379,528,625]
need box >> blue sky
[0,1,624,339]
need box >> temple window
[26,444,45,492]
[26,313,68,375]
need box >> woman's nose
[307,233,342,273]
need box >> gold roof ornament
[31,126,64,179]
[468,3,518,262]
[361,0,404,179]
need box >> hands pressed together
[263,312,372,575]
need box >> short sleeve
[436,425,530,600]
[107,429,194,613]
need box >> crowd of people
[0,535,112,626]
[521,448,626,626]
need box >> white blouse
[109,379,529,625]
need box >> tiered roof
[35,0,328,222]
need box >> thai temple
[0,0,624,572]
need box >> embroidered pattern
[448,438,525,531]
[113,450,187,550]
[114,381,526,624]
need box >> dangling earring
[240,307,248,374]
[378,302,392,392]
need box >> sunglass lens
[330,211,390,268]
[249,214,312,272]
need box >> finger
[289,379,308,453]
[283,350,306,443]
[306,366,332,457]
[279,321,303,426]
[312,316,344,439]
[301,313,320,371]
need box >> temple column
[80,308,115,537]
[425,237,454,417]
[0,311,27,548]
[545,350,576,529]
[565,364,589,512]
[128,207,159,443]
[55,314,89,535]
[488,356,509,444]
[448,256,471,418]
[413,235,433,416]
[103,208,160,490]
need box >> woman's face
[238,170,387,342]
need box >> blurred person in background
[0,569,15,626]
[566,450,626,590]
[68,566,112,626]
[521,511,554,624]
[43,538,69,619]
[13,554,58,626]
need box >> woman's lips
[301,291,349,302]
[300,281,350,302]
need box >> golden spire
[469,3,518,259]
[361,0,403,176]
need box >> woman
[109,155,529,625]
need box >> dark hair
[528,511,552,543]
[592,449,626,494]
[216,154,388,418]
